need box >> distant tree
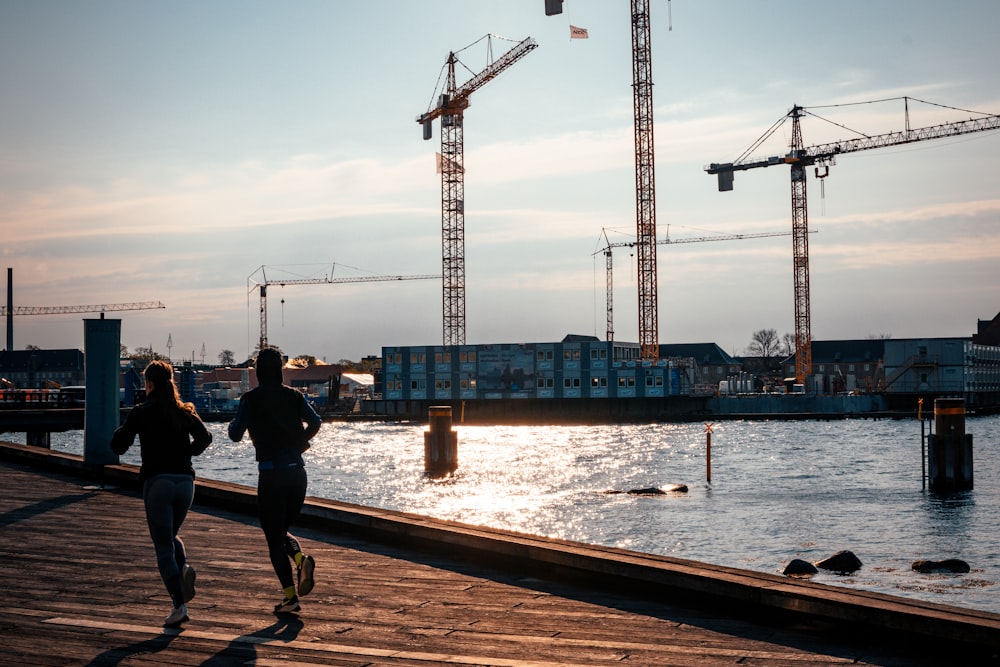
[780,332,796,358]
[747,328,780,359]
[25,344,40,350]
[338,358,357,371]
[129,346,168,370]
[288,354,318,368]
[866,333,893,340]
[120,344,129,358]
[218,349,236,366]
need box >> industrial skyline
[2,1,999,364]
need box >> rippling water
[26,414,1000,613]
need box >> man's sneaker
[165,604,188,627]
[297,555,315,596]
[274,596,300,614]
[181,564,197,603]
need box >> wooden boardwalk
[0,455,994,666]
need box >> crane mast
[417,36,538,347]
[631,0,658,360]
[707,100,1000,385]
[788,107,812,385]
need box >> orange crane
[631,0,659,360]
[707,98,1000,385]
[544,0,665,361]
[596,227,804,342]
[248,265,438,353]
[417,34,538,347]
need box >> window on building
[563,377,581,388]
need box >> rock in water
[783,558,818,578]
[912,559,970,574]
[815,550,862,574]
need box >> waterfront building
[380,335,698,403]
[783,339,886,395]
[0,349,84,389]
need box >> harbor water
[25,414,1000,614]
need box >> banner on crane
[570,25,589,39]
[435,152,464,174]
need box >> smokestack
[6,268,11,352]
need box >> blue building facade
[381,338,696,402]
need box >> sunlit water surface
[27,415,1000,613]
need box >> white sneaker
[165,604,188,627]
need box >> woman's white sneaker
[165,604,189,627]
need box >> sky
[2,0,999,365]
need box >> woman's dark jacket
[227,384,322,464]
[111,399,212,483]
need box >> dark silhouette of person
[228,348,322,613]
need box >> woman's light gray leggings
[142,473,194,604]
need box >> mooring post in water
[918,398,926,490]
[424,405,458,477]
[704,422,714,484]
[927,398,973,492]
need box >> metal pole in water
[704,422,714,484]
[918,398,926,490]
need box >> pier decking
[0,441,997,666]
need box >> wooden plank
[0,458,983,666]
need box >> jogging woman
[228,348,322,613]
[111,360,212,627]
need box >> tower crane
[706,98,1000,385]
[596,227,805,342]
[543,0,665,360]
[417,34,538,348]
[248,265,438,353]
